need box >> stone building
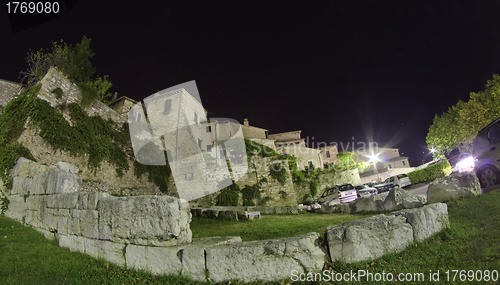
[0,78,22,108]
[108,96,138,117]
[318,144,338,166]
[356,147,414,183]
[240,118,276,150]
[268,130,323,170]
[128,87,248,201]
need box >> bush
[407,160,452,184]
[216,182,240,206]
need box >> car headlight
[457,157,475,169]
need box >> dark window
[206,126,211,132]
[326,151,331,158]
[194,113,198,124]
[198,138,202,149]
[207,145,212,152]
[488,122,500,143]
[402,161,406,166]
[163,99,172,113]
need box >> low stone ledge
[326,214,413,263]
[205,232,326,283]
[126,236,242,281]
[98,195,192,246]
[393,203,449,242]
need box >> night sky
[2,0,500,167]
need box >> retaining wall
[1,157,450,282]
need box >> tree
[20,36,112,105]
[336,151,357,170]
[426,74,500,157]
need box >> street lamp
[369,155,381,181]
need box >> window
[308,161,313,169]
[136,113,141,122]
[326,151,331,158]
[194,113,198,124]
[206,126,211,132]
[163,99,172,114]
[402,161,406,166]
[488,122,500,143]
[198,138,202,149]
[207,145,212,152]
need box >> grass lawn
[190,211,374,241]
[1,191,499,284]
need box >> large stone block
[427,172,482,204]
[54,162,79,174]
[56,209,70,235]
[46,168,82,194]
[393,203,449,242]
[46,193,79,209]
[205,233,326,283]
[98,195,192,246]
[25,195,46,211]
[58,234,86,253]
[85,238,125,267]
[4,195,25,221]
[326,214,413,263]
[67,210,81,236]
[177,236,242,281]
[125,244,182,275]
[77,192,109,210]
[80,210,99,239]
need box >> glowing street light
[430,147,437,153]
[369,155,379,163]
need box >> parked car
[472,117,500,187]
[455,153,476,173]
[373,182,394,193]
[317,187,338,204]
[354,184,378,197]
[337,184,358,203]
[383,174,412,188]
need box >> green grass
[1,192,500,284]
[191,211,374,241]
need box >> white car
[337,184,357,203]
[472,117,500,187]
[354,184,378,197]
[383,174,412,189]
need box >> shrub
[269,162,287,185]
[407,160,452,184]
[216,182,240,206]
[51,87,64,99]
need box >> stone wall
[37,67,127,126]
[4,158,192,247]
[241,124,268,139]
[1,157,450,282]
[268,130,302,142]
[295,169,361,203]
[14,67,162,194]
[0,78,22,108]
[191,205,300,220]
[192,157,297,207]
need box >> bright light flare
[456,156,475,172]
[369,155,379,163]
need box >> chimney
[243,118,249,126]
[113,92,118,100]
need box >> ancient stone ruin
[2,157,451,282]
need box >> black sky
[2,0,500,166]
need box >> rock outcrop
[427,172,481,204]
